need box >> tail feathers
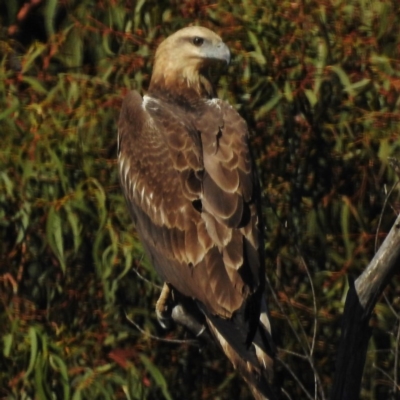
[206,317,276,400]
[253,297,276,370]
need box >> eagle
[118,26,275,400]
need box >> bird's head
[149,26,230,99]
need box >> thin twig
[383,293,400,320]
[266,266,326,400]
[266,276,319,399]
[268,259,311,353]
[375,181,399,252]
[394,322,400,396]
[276,212,321,396]
[372,363,400,391]
[267,203,325,399]
[277,358,314,400]
[266,275,309,356]
[366,348,396,355]
[267,260,325,400]
[131,266,163,290]
[278,347,309,360]
[299,256,318,358]
[299,255,321,400]
[124,311,200,346]
[281,388,293,400]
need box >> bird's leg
[171,304,209,341]
[155,283,210,341]
[155,282,173,329]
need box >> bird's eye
[192,37,204,46]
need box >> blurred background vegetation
[1,0,400,399]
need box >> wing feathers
[205,248,244,313]
[202,172,244,226]
[119,92,262,312]
[180,169,201,201]
[223,230,244,271]
[197,218,214,251]
[118,90,274,397]
[201,210,232,247]
[184,221,206,265]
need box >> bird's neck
[148,67,216,105]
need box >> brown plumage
[118,26,276,399]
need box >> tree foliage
[1,0,400,399]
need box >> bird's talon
[156,307,172,329]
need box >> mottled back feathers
[118,92,259,316]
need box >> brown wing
[118,91,262,318]
[119,91,275,398]
[195,98,263,288]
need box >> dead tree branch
[330,212,400,400]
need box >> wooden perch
[330,212,400,400]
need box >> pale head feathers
[149,26,230,98]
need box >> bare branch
[356,213,400,312]
[124,311,200,346]
[330,212,400,400]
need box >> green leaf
[49,354,70,400]
[88,178,107,229]
[44,0,57,37]
[46,206,66,273]
[0,97,19,121]
[34,355,47,400]
[340,198,352,259]
[64,203,82,254]
[346,78,371,93]
[140,354,173,400]
[21,76,48,95]
[304,89,318,108]
[284,80,293,102]
[63,28,83,68]
[329,65,354,97]
[16,201,31,244]
[254,89,282,120]
[3,333,13,357]
[21,42,47,73]
[25,326,38,379]
[0,172,14,197]
[72,390,82,400]
[48,147,68,193]
[247,30,266,66]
